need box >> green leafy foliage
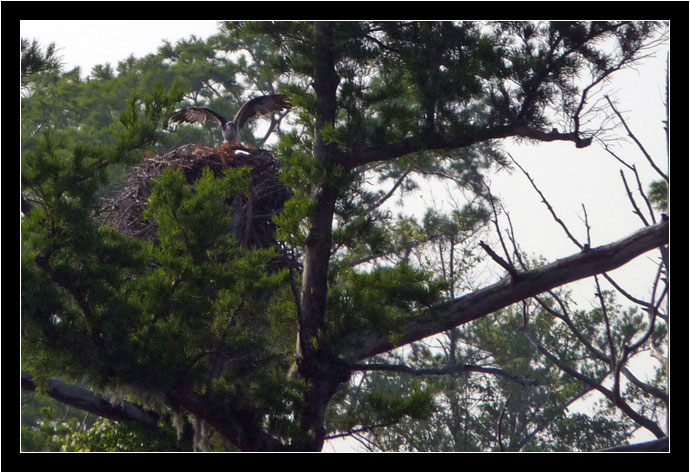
[327,263,446,341]
[367,381,437,423]
[22,405,185,452]
[647,180,668,212]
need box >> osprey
[171,94,291,147]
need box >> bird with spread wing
[171,94,291,163]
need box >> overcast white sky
[20,20,669,451]
[21,20,222,75]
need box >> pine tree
[21,22,668,452]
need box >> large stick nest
[100,144,298,267]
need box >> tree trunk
[292,21,344,451]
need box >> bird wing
[233,95,291,130]
[171,107,228,126]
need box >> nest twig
[100,144,297,268]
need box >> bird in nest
[171,94,291,164]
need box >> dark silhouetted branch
[350,362,537,387]
[598,436,668,452]
[21,372,159,427]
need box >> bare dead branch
[572,55,630,141]
[580,203,592,248]
[509,153,583,250]
[605,95,668,182]
[496,392,512,452]
[482,180,515,266]
[600,270,664,320]
[479,240,519,279]
[594,275,618,366]
[619,170,650,226]
[601,140,636,171]
[624,301,661,357]
[620,366,668,406]
[368,169,412,212]
[501,207,530,271]
[340,219,668,362]
[594,275,621,402]
[630,165,658,225]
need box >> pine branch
[342,124,591,169]
[21,372,159,428]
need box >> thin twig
[605,95,668,182]
[619,170,649,226]
[580,203,591,248]
[368,169,412,212]
[501,207,529,271]
[496,392,512,452]
[482,179,515,266]
[349,362,538,387]
[509,153,583,250]
[594,275,617,366]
